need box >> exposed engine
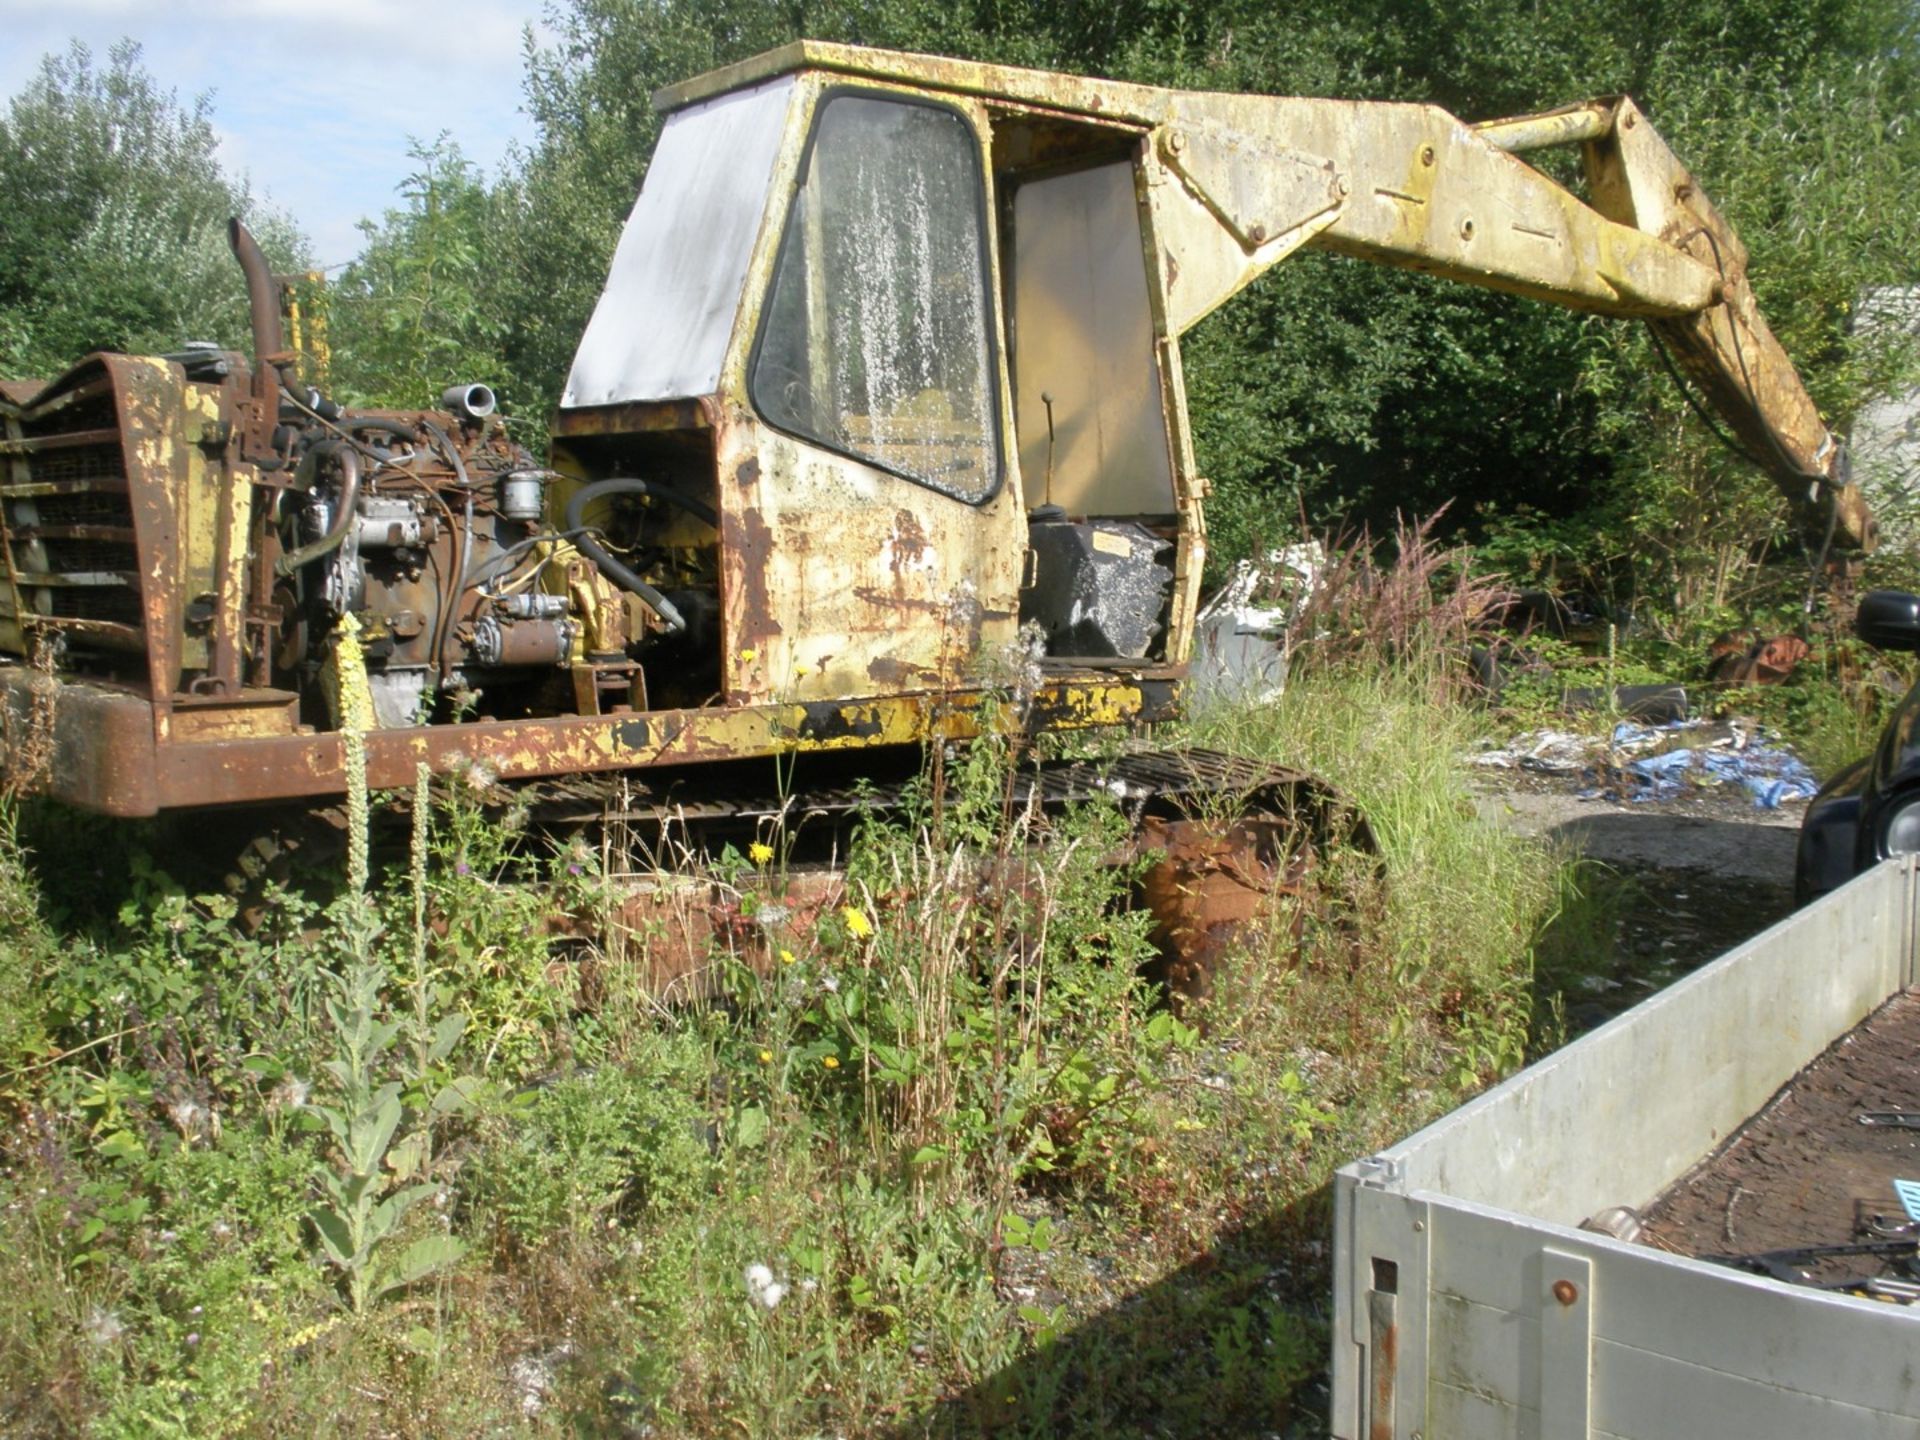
[269,384,719,729]
[271,385,530,726]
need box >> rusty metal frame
[0,661,1178,815]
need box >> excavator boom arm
[1150,90,1868,548]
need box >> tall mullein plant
[308,722,472,1311]
[308,964,470,1313]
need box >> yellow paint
[353,676,1153,785]
[178,381,228,673]
[168,701,300,742]
[283,271,332,389]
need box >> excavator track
[212,745,1373,1002]
[515,745,1376,1003]
[516,745,1348,831]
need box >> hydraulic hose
[570,474,717,528]
[439,487,476,683]
[413,421,478,678]
[564,477,708,635]
[274,442,361,577]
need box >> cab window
[752,93,1000,502]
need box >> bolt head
[1553,1279,1579,1306]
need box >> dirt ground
[1473,763,1805,1030]
[1641,991,1920,1291]
[1474,782,1803,887]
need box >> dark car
[1796,590,1920,904]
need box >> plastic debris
[1469,730,1590,773]
[1896,1179,1920,1225]
[1188,543,1325,707]
[1475,718,1818,808]
[1608,720,1818,808]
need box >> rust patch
[866,655,940,687]
[1707,631,1812,686]
[1367,1317,1398,1440]
[729,504,784,640]
[0,668,159,815]
[1134,814,1312,1005]
[1131,773,1376,1007]
[795,701,885,742]
[851,586,1012,619]
[549,867,845,1000]
[550,397,711,438]
[887,508,930,578]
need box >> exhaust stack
[227,218,290,386]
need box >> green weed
[0,664,1565,1436]
[307,962,470,1314]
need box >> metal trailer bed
[1332,855,1920,1440]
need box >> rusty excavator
[0,45,1873,988]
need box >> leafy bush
[467,1049,712,1249]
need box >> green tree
[0,39,305,381]
[492,0,808,422]
[329,137,509,411]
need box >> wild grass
[1187,662,1554,1092]
[0,616,1569,1436]
[1285,507,1514,705]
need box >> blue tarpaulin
[1607,722,1820,808]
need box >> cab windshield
[752,93,1000,502]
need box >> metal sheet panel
[562,77,795,408]
[1377,858,1912,1226]
[1334,859,1920,1439]
[1422,1200,1920,1439]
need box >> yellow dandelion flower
[822,1055,840,1069]
[738,647,758,663]
[759,1049,773,1064]
[749,841,775,865]
[841,905,873,939]
[779,948,797,965]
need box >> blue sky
[1,0,554,267]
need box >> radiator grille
[1,377,147,653]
